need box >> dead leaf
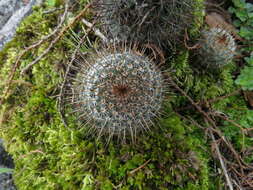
[243,90,253,108]
[205,12,243,41]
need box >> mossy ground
[0,1,252,190]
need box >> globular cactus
[61,45,166,142]
[93,0,202,49]
[197,27,236,68]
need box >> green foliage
[171,50,235,102]
[0,168,13,174]
[213,95,253,163]
[235,53,253,90]
[230,0,253,90]
[46,0,63,7]
[1,0,251,190]
[46,0,57,7]
[235,66,253,90]
[229,0,253,41]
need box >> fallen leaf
[205,12,243,41]
[243,90,253,108]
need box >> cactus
[94,0,202,49]
[61,46,166,142]
[198,28,236,68]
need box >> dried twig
[0,1,69,105]
[175,89,241,112]
[212,111,245,133]
[58,18,98,128]
[21,2,92,75]
[81,19,108,43]
[129,159,151,175]
[168,76,252,189]
[18,149,44,160]
[210,131,234,190]
[184,29,201,50]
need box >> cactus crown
[198,28,236,68]
[61,46,166,142]
[94,0,200,49]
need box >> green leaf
[228,7,236,14]
[232,0,246,8]
[0,168,13,174]
[248,12,253,18]
[245,3,253,11]
[235,66,253,90]
[46,0,56,7]
[239,27,253,40]
[81,174,93,190]
[233,19,242,27]
[235,9,248,22]
[245,53,253,66]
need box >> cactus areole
[63,50,165,140]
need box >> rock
[0,139,14,169]
[0,139,16,190]
[0,0,42,50]
[0,173,16,190]
[0,0,26,31]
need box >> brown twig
[143,43,166,67]
[175,89,241,112]
[210,131,234,190]
[58,18,98,128]
[81,18,108,43]
[184,29,201,50]
[212,111,246,132]
[21,2,92,75]
[168,76,253,189]
[18,149,44,160]
[129,159,151,175]
[0,1,70,105]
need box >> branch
[21,2,92,75]
[81,19,108,43]
[129,159,151,175]
[210,131,234,190]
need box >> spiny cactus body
[62,46,166,142]
[94,0,202,49]
[198,27,236,68]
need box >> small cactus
[198,28,236,68]
[94,0,202,49]
[61,46,166,142]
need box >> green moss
[189,0,205,38]
[170,50,235,103]
[1,0,251,190]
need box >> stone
[0,0,42,50]
[0,139,15,190]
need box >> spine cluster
[198,27,236,68]
[94,0,201,49]
[63,47,165,141]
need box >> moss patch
[0,1,252,190]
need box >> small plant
[235,53,253,90]
[0,167,13,174]
[94,0,203,49]
[61,45,167,142]
[229,0,253,41]
[197,27,236,68]
[229,0,253,90]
